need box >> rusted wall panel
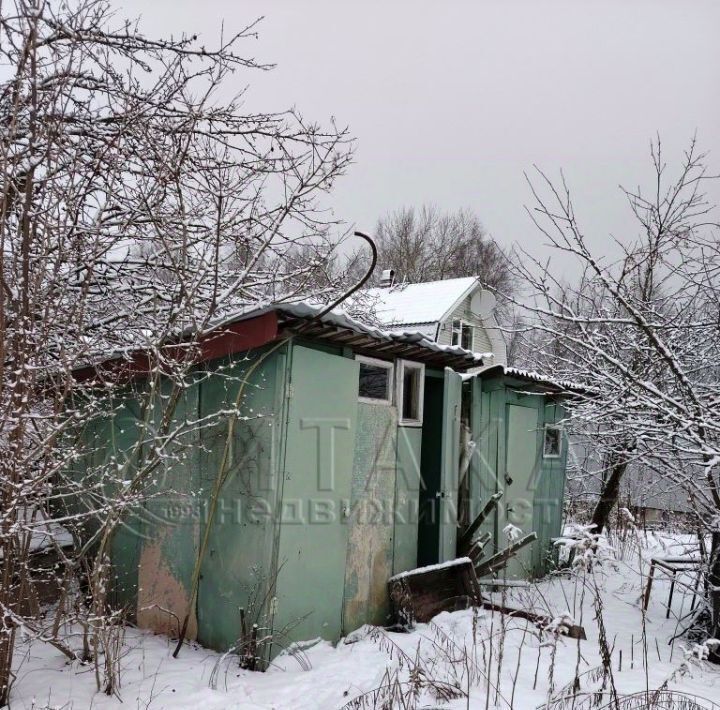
[135,381,201,638]
[343,402,398,631]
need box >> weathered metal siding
[195,346,288,651]
[73,384,202,631]
[530,400,568,576]
[77,340,480,647]
[137,381,202,638]
[393,426,422,574]
[469,374,568,578]
[272,344,358,644]
[343,402,397,630]
[79,348,287,647]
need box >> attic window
[543,425,562,459]
[397,360,424,426]
[357,356,393,405]
[451,319,474,351]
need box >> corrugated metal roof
[473,365,589,394]
[70,297,492,378]
[267,301,491,367]
[363,276,479,326]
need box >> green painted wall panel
[90,395,146,613]
[531,401,568,575]
[273,344,359,644]
[440,369,463,562]
[502,404,540,578]
[468,374,569,579]
[136,379,202,636]
[393,426,422,575]
[468,379,499,548]
[196,347,287,651]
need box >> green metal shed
[71,304,481,657]
[70,306,579,659]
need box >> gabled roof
[363,276,480,327]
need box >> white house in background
[363,275,507,365]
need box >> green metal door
[502,404,539,578]
[439,368,463,562]
[274,345,359,643]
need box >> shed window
[357,356,393,405]
[397,360,424,425]
[451,319,474,350]
[543,425,562,458]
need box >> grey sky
[120,0,720,271]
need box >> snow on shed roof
[72,298,491,380]
[475,365,590,394]
[246,301,491,367]
[363,276,479,326]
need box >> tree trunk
[591,459,628,535]
[710,532,720,664]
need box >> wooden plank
[481,600,587,640]
[474,532,537,577]
[467,532,492,564]
[458,492,503,552]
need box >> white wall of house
[435,293,506,365]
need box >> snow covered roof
[73,298,491,380]
[252,301,491,369]
[475,365,589,394]
[363,276,480,326]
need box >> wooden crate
[388,557,481,625]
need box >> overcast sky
[119,0,720,272]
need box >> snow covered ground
[9,531,720,709]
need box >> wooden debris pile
[387,492,586,639]
[457,491,537,578]
[387,558,586,639]
[388,557,480,626]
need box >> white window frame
[543,424,563,459]
[356,355,394,405]
[397,359,425,426]
[451,318,474,351]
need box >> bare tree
[0,0,352,702]
[511,137,720,644]
[358,205,515,297]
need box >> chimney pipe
[379,268,395,287]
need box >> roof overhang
[71,311,280,384]
[473,364,590,396]
[276,308,483,372]
[70,301,485,385]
